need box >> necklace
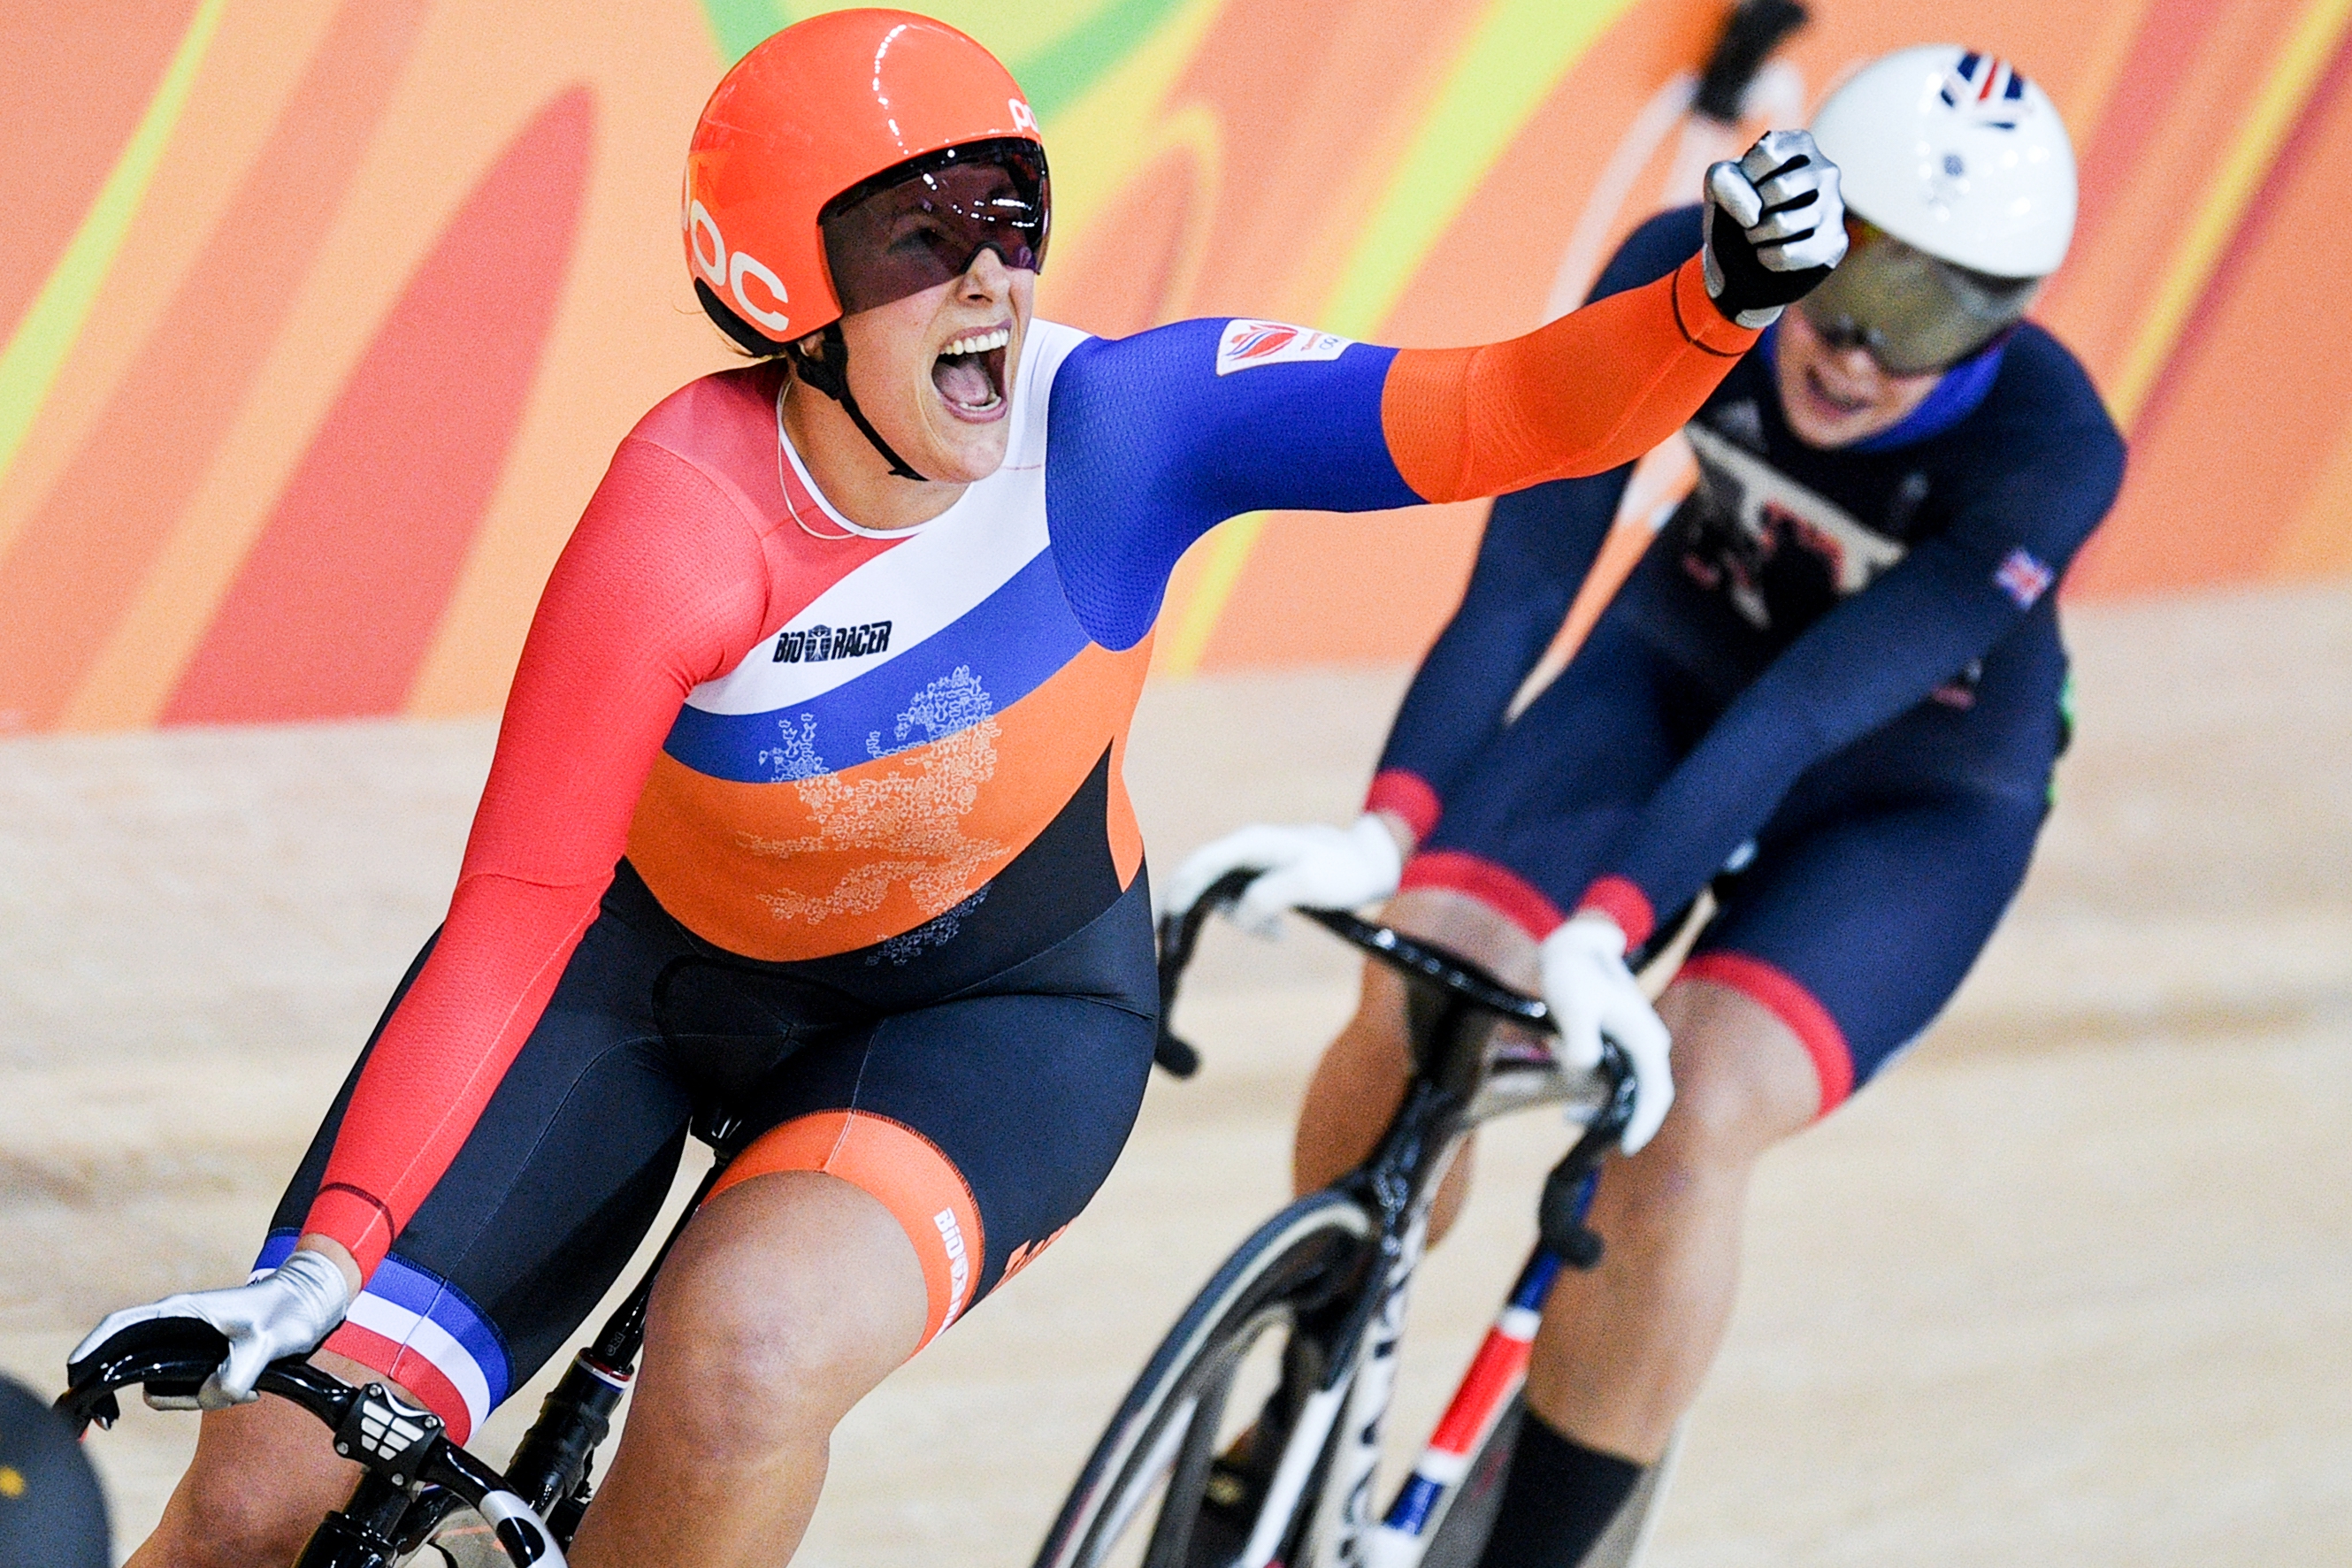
[774,376,858,541]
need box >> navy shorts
[257,860,1158,1440]
[1403,613,2049,1113]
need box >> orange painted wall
[2,0,2346,733]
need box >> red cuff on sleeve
[1575,875,1656,951]
[1674,952,1853,1115]
[1364,769,1441,845]
[303,1185,397,1276]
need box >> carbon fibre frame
[1137,874,1637,1567]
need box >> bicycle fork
[1239,1211,1430,1568]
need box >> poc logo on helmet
[1008,97,1038,133]
[685,198,791,336]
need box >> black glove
[1701,128,1848,327]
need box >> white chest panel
[685,321,1090,717]
[1685,422,1908,596]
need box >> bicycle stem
[295,1471,410,1568]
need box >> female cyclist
[1167,45,2125,1568]
[73,11,1843,1565]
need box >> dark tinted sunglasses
[820,139,1050,317]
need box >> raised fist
[1702,128,1848,328]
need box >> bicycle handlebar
[58,1319,565,1566]
[1154,870,1599,1076]
[1157,871,1637,1268]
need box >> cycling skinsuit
[259,255,1759,1439]
[1366,209,2126,1113]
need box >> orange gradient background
[3,0,2347,732]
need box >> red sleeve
[1380,255,1753,503]
[302,438,771,1275]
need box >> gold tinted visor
[1797,218,2042,376]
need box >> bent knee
[1642,1061,1800,1172]
[664,1270,893,1375]
[1643,983,1827,1168]
[638,1295,896,1459]
[640,1175,926,1450]
[158,1433,356,1566]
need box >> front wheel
[1035,1189,1376,1568]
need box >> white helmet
[1810,46,2077,279]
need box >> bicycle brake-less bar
[1153,879,1557,1082]
[1297,909,1550,1029]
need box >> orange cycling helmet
[683,9,1047,349]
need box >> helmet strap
[787,324,928,483]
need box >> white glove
[1161,815,1404,937]
[1700,128,1849,328]
[72,1250,352,1410]
[1539,914,1674,1155]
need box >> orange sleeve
[1379,252,1755,504]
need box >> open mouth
[1803,363,1873,417]
[931,324,1012,419]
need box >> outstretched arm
[1046,134,1843,652]
[1378,253,1751,503]
[1389,129,1842,501]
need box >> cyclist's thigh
[711,882,1160,1350]
[1408,616,1710,937]
[1679,787,2044,1117]
[260,867,700,1442]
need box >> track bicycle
[1034,872,1671,1568]
[55,872,1674,1568]
[57,1107,754,1567]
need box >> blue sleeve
[1370,475,1625,812]
[1592,206,1706,299]
[1044,320,1421,651]
[1602,409,2126,922]
[1370,208,1710,819]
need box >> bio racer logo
[1215,318,1352,376]
[934,1208,972,1329]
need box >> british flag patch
[1215,318,1352,375]
[1941,52,2031,129]
[1994,547,2054,608]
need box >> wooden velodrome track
[1,583,2345,1564]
